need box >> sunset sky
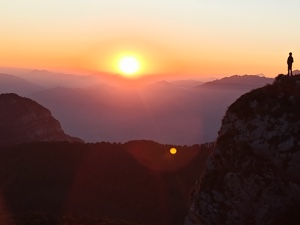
[1,0,300,80]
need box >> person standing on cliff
[287,52,294,76]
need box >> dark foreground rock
[185,74,300,225]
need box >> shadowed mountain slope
[0,93,82,146]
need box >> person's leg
[288,65,292,76]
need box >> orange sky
[1,0,300,80]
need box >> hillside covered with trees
[0,141,214,225]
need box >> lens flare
[170,148,177,155]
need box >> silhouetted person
[287,52,294,76]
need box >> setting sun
[118,56,140,76]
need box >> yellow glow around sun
[118,56,140,76]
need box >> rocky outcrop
[185,74,300,225]
[0,93,82,146]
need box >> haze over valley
[0,69,273,144]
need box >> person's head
[289,52,292,56]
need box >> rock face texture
[185,74,300,225]
[0,93,82,146]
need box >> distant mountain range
[0,70,274,144]
[0,73,42,95]
[199,74,273,90]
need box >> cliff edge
[185,74,300,225]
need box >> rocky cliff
[185,74,300,225]
[0,93,82,146]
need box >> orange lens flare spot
[170,148,177,155]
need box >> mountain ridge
[198,74,273,90]
[0,73,42,95]
[0,93,82,146]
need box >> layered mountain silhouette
[185,74,300,225]
[0,73,42,95]
[29,75,273,144]
[0,93,82,146]
[0,72,274,144]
